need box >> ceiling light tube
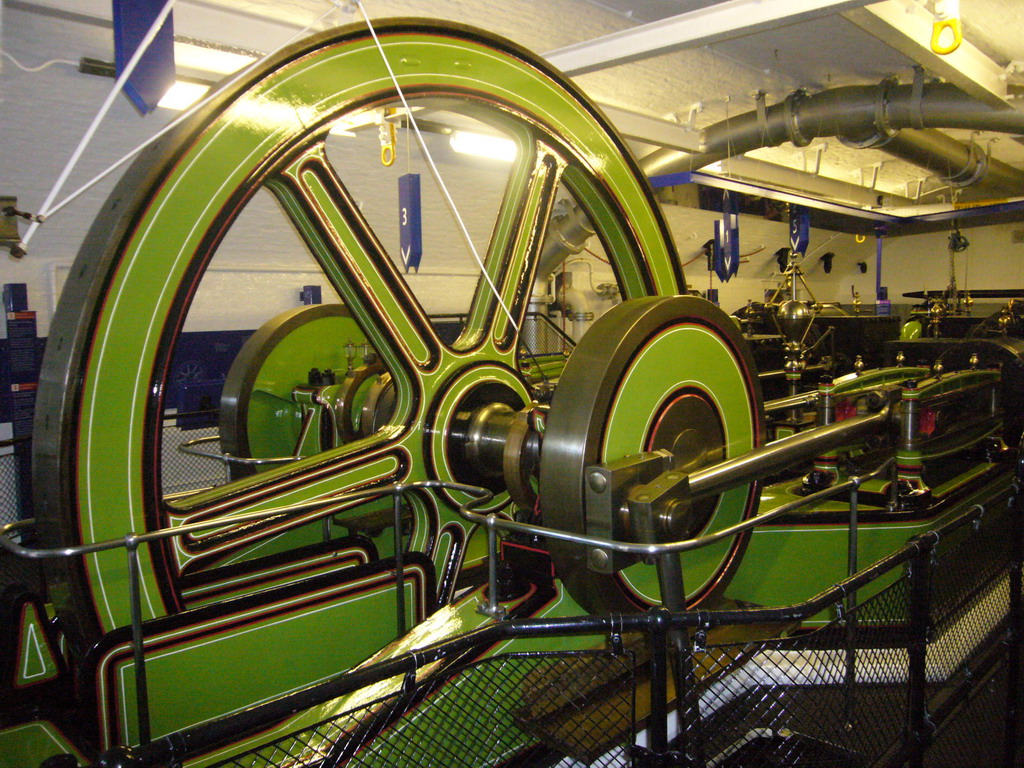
[157,80,210,110]
[449,131,517,162]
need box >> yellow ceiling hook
[380,109,397,167]
[931,0,962,55]
[854,234,866,244]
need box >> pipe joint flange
[551,211,595,255]
[946,140,989,188]
[839,77,900,149]
[783,88,812,148]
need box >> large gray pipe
[640,81,1024,193]
[537,80,1024,280]
[885,129,1024,196]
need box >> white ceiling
[11,0,1024,206]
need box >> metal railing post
[647,609,670,762]
[1004,451,1023,767]
[906,537,935,768]
[393,491,406,637]
[844,476,861,727]
[126,534,151,746]
[481,515,505,619]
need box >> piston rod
[686,406,890,501]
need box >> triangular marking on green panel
[17,603,57,686]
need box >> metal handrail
[0,449,894,739]
[461,458,895,617]
[106,492,1003,768]
[177,434,300,467]
[0,479,493,745]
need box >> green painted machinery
[0,18,1017,768]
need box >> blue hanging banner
[713,191,740,282]
[789,205,811,256]
[399,173,423,273]
[113,0,176,114]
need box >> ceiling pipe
[536,79,1024,282]
[883,129,1024,197]
[639,80,1024,196]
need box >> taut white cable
[24,3,342,238]
[352,0,522,337]
[23,0,178,247]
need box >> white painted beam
[15,0,325,54]
[717,156,912,207]
[598,105,702,152]
[844,0,1009,108]
[544,0,874,76]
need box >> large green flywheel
[32,19,684,649]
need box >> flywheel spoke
[269,142,442,384]
[456,133,565,356]
[166,444,411,572]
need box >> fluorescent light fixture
[158,80,210,110]
[328,106,424,137]
[329,110,382,136]
[449,131,517,162]
[174,41,257,75]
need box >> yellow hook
[379,112,397,167]
[931,0,962,55]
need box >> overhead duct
[537,79,1024,281]
[883,129,1024,196]
[639,80,1024,196]
[537,201,596,281]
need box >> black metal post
[648,609,670,761]
[126,537,151,746]
[393,493,405,637]
[844,480,860,728]
[654,553,703,766]
[906,537,934,768]
[1004,451,1023,767]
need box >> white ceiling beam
[598,105,702,152]
[544,0,875,76]
[16,0,319,54]
[716,156,912,207]
[843,0,1009,108]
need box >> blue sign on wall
[713,191,740,282]
[113,0,176,114]
[399,173,423,273]
[790,205,811,256]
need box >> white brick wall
[4,4,1020,339]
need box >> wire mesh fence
[519,312,575,358]
[924,661,1018,768]
[0,445,23,528]
[41,448,1011,768]
[685,572,914,768]
[161,413,228,495]
[211,650,637,768]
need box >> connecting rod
[686,405,890,501]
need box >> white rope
[351,0,522,337]
[22,0,178,247]
[22,2,343,243]
[1,51,78,73]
